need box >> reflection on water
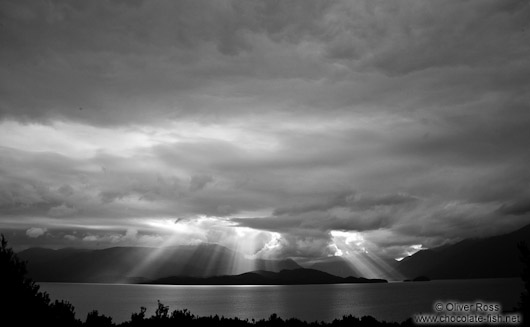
[40,278,522,323]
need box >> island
[143,268,388,285]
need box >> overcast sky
[1,0,529,262]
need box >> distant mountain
[18,243,302,283]
[306,256,361,278]
[304,254,403,281]
[397,223,530,279]
[254,258,301,271]
[146,268,387,285]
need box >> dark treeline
[88,301,414,327]
[1,235,528,326]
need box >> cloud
[273,192,419,216]
[323,0,530,76]
[497,199,530,216]
[1,0,525,126]
[82,235,99,242]
[189,174,214,192]
[26,227,47,238]
[1,0,530,261]
[80,229,163,246]
[0,0,334,126]
[99,191,129,205]
[57,184,75,197]
[64,234,76,241]
[48,204,78,217]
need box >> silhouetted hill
[254,257,301,271]
[306,256,361,278]
[397,223,530,279]
[18,243,302,283]
[305,254,403,281]
[146,268,388,285]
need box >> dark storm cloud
[323,0,530,75]
[0,0,333,125]
[231,211,394,235]
[273,192,418,216]
[497,200,530,216]
[189,174,214,192]
[1,0,530,257]
[1,0,527,125]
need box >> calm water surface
[40,278,523,323]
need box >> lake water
[40,278,523,324]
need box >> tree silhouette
[85,310,114,327]
[155,300,169,320]
[518,241,530,323]
[0,234,81,326]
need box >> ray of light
[122,218,277,281]
[330,230,403,280]
[121,219,205,282]
[361,250,405,281]
[221,226,265,275]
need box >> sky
[1,0,530,265]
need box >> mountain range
[305,255,400,280]
[18,243,301,283]
[396,223,530,279]
[18,223,530,283]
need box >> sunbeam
[330,230,404,281]
[122,218,287,280]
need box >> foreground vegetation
[1,235,528,326]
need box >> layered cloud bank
[1,0,530,262]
